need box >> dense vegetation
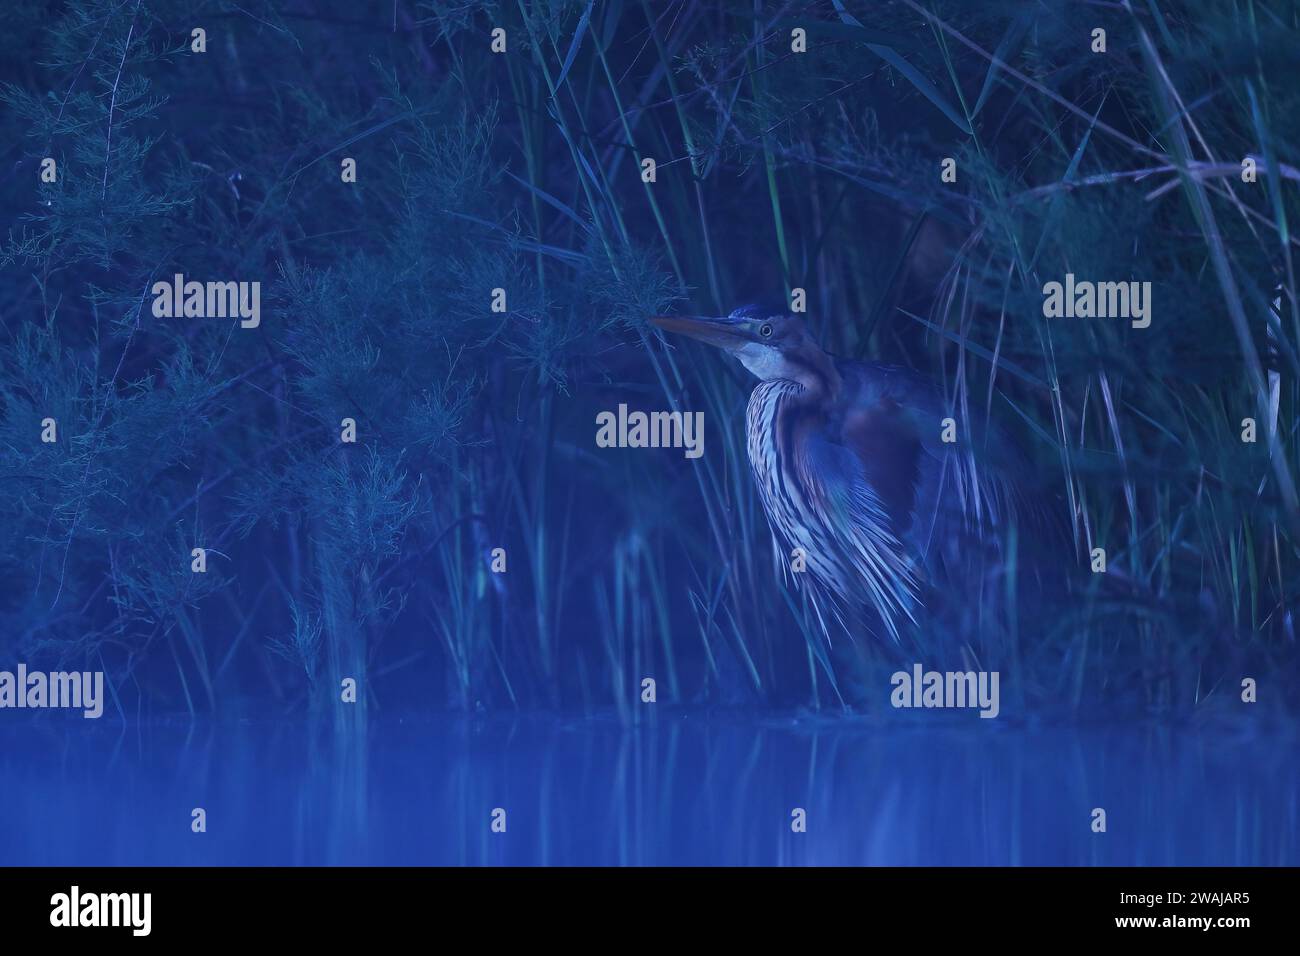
[1,0,1296,720]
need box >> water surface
[1,714,1295,866]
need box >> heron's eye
[759,323,773,338]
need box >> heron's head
[650,305,835,391]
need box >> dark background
[1,0,1297,722]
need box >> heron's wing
[837,395,928,539]
[837,362,1020,556]
[795,429,923,641]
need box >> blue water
[1,714,1295,866]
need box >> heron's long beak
[649,314,751,352]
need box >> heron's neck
[799,347,840,401]
[736,343,840,402]
[772,347,839,407]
